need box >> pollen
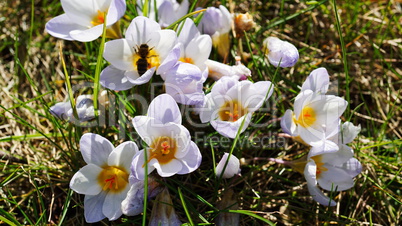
[143,136,177,166]
[97,166,129,193]
[295,106,316,128]
[91,10,106,26]
[218,100,247,122]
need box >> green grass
[1,0,401,225]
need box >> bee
[135,44,155,75]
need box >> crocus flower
[281,90,347,145]
[157,18,212,105]
[100,16,177,90]
[45,0,126,42]
[304,144,362,206]
[69,133,139,222]
[205,58,251,80]
[136,0,189,28]
[131,94,202,179]
[50,91,108,123]
[149,188,182,226]
[121,175,162,216]
[216,152,241,178]
[263,37,299,68]
[197,5,232,59]
[199,76,274,138]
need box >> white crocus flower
[216,152,241,179]
[197,5,232,58]
[304,145,362,206]
[205,58,251,81]
[157,18,211,105]
[281,89,347,145]
[131,94,202,179]
[100,16,177,90]
[199,76,274,138]
[69,133,139,222]
[45,0,126,42]
[263,37,299,68]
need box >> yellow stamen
[219,100,247,122]
[294,106,316,128]
[97,166,129,193]
[142,136,177,167]
[91,10,106,26]
[311,156,328,178]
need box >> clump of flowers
[43,1,364,223]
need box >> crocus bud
[216,153,241,178]
[149,188,182,226]
[263,36,299,68]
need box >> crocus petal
[318,165,354,191]
[341,157,362,178]
[125,16,161,46]
[103,186,130,221]
[304,159,317,186]
[49,101,71,120]
[177,141,202,175]
[70,164,103,195]
[121,179,145,216]
[157,44,181,78]
[105,0,126,26]
[131,150,156,180]
[108,141,138,170]
[103,39,135,71]
[158,1,177,27]
[185,35,212,70]
[199,93,218,123]
[211,114,252,139]
[280,109,296,136]
[212,76,239,96]
[153,158,183,177]
[69,25,104,42]
[152,30,178,60]
[301,67,329,94]
[147,94,182,124]
[61,0,97,26]
[178,18,201,47]
[308,140,339,157]
[125,68,155,85]
[100,65,135,91]
[84,191,107,223]
[239,81,274,111]
[45,14,85,40]
[307,183,337,206]
[264,36,299,68]
[341,122,361,144]
[80,133,114,166]
[216,152,241,178]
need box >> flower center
[97,166,129,193]
[294,106,316,128]
[133,45,161,75]
[179,57,194,64]
[219,100,247,122]
[91,10,107,26]
[145,136,177,166]
[311,156,328,178]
